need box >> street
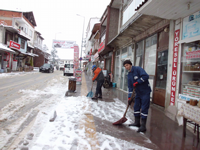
[0,70,199,150]
[0,70,69,150]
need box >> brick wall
[0,10,21,26]
[108,7,119,43]
[33,49,45,67]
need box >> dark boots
[137,118,147,133]
[98,94,102,99]
[92,95,98,100]
[129,116,140,127]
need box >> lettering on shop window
[170,29,180,105]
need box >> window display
[144,34,157,75]
[181,40,200,100]
[135,40,144,67]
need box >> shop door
[120,60,128,91]
[153,50,168,107]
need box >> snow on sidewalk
[0,72,152,150]
[21,96,152,150]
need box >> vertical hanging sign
[170,29,180,105]
[73,45,79,74]
[73,45,82,83]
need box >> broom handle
[123,88,136,117]
[91,82,93,91]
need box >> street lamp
[55,32,61,39]
[76,14,85,68]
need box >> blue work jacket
[128,66,151,98]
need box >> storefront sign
[75,69,82,82]
[186,49,200,59]
[9,40,20,51]
[94,52,99,59]
[170,29,180,105]
[52,40,75,49]
[182,11,200,40]
[98,42,105,52]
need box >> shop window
[6,32,13,45]
[29,29,33,37]
[135,40,144,67]
[121,47,127,59]
[116,50,120,56]
[114,56,120,83]
[144,34,157,75]
[155,50,168,89]
[21,39,25,49]
[181,41,200,99]
[106,58,111,73]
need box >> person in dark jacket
[91,65,104,100]
[123,60,151,132]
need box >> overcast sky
[1,0,109,58]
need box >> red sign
[170,29,180,105]
[98,42,105,52]
[75,70,82,82]
[90,49,92,55]
[73,45,79,75]
[186,49,200,59]
[9,40,20,51]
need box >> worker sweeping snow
[123,60,151,133]
[91,65,104,100]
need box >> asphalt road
[0,70,63,149]
[0,70,60,110]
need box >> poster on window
[182,11,200,40]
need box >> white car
[63,63,74,76]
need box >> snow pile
[0,71,38,78]
[24,97,151,150]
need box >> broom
[113,87,136,125]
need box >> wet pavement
[71,72,200,150]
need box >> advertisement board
[73,45,82,83]
[9,40,20,51]
[182,11,200,40]
[52,40,76,49]
[75,69,82,82]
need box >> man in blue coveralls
[123,60,151,132]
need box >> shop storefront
[177,10,200,105]
[114,45,134,91]
[0,43,16,72]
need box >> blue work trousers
[133,92,150,119]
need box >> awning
[178,35,200,44]
[0,43,16,54]
[27,42,34,48]
[107,14,165,48]
[27,52,39,57]
[19,52,38,57]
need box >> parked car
[63,63,74,76]
[39,63,54,73]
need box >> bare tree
[50,47,59,67]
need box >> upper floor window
[21,39,25,49]
[122,0,144,25]
[29,29,32,37]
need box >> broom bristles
[112,117,127,125]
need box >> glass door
[120,65,125,89]
[120,59,128,91]
[153,49,168,107]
